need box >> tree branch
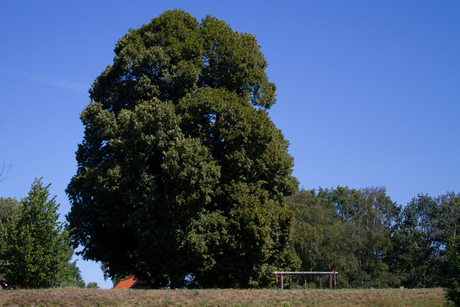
[0,158,12,183]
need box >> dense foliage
[388,192,460,288]
[0,179,76,288]
[66,9,299,288]
[289,188,460,289]
[445,236,460,306]
[289,186,398,288]
[0,197,20,279]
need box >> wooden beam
[274,271,338,275]
[274,271,339,290]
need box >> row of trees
[2,180,458,290]
[0,179,96,289]
[289,186,460,289]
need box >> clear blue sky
[1,0,459,289]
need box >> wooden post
[274,271,339,290]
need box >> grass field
[0,288,447,306]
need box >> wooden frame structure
[274,271,338,290]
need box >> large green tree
[387,194,439,288]
[0,178,73,288]
[388,192,460,288]
[289,188,352,287]
[332,186,399,288]
[66,9,299,288]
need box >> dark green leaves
[289,186,399,288]
[389,192,460,288]
[289,188,460,289]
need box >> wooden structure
[274,271,338,290]
[114,276,152,289]
[0,275,7,289]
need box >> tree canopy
[66,9,299,288]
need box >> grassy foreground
[0,288,446,307]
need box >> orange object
[114,276,137,289]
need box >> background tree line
[289,186,460,289]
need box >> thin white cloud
[296,24,314,36]
[0,65,89,94]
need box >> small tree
[60,260,86,288]
[0,197,20,228]
[0,197,20,277]
[0,178,73,288]
[86,282,99,289]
